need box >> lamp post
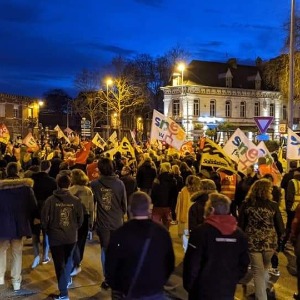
[35,100,44,139]
[106,78,113,139]
[178,63,188,139]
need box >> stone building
[161,59,284,141]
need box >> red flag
[75,141,92,164]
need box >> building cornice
[161,85,281,99]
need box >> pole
[106,83,109,139]
[288,0,295,130]
[182,69,188,140]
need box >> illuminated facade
[161,59,283,141]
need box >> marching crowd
[0,140,300,300]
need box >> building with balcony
[161,59,285,141]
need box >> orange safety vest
[219,171,237,200]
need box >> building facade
[161,59,284,141]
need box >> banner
[0,123,10,144]
[119,137,136,160]
[201,138,235,172]
[180,141,194,155]
[287,128,300,159]
[150,109,186,150]
[23,133,39,152]
[54,125,70,143]
[223,128,259,173]
[92,133,107,150]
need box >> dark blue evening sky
[0,0,292,98]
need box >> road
[0,225,297,299]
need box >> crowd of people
[0,139,299,300]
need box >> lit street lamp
[34,100,44,139]
[106,78,113,138]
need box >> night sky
[0,0,292,98]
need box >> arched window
[240,101,246,118]
[270,103,275,117]
[225,100,231,117]
[254,102,260,116]
[210,99,216,117]
[172,99,180,117]
[193,99,200,116]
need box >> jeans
[0,239,23,284]
[249,251,274,300]
[97,227,115,278]
[32,224,50,260]
[50,243,76,297]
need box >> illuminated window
[240,101,246,117]
[254,102,260,116]
[225,100,231,117]
[13,105,19,118]
[270,103,274,117]
[210,99,216,117]
[282,105,287,120]
[193,99,200,116]
[173,99,180,116]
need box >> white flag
[23,133,39,151]
[92,133,107,150]
[150,109,186,151]
[54,125,70,143]
[287,128,300,159]
[223,128,259,173]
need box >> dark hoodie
[41,189,84,246]
[183,214,249,300]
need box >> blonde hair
[160,162,171,173]
[245,178,273,204]
[71,168,89,186]
[171,164,181,176]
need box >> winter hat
[200,179,217,194]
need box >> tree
[43,89,72,113]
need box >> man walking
[183,192,249,300]
[41,174,83,300]
[90,157,127,290]
[0,162,37,291]
[106,191,175,299]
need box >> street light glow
[177,63,185,72]
[106,78,113,86]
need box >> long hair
[245,178,273,204]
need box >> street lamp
[35,100,44,139]
[178,63,188,139]
[106,78,113,138]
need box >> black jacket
[136,161,157,189]
[183,215,249,300]
[106,219,175,298]
[41,189,84,246]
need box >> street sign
[256,134,270,141]
[279,123,287,134]
[253,116,274,134]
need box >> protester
[120,165,137,209]
[69,169,94,277]
[238,179,285,300]
[136,157,157,195]
[31,160,57,268]
[183,192,249,299]
[0,162,37,291]
[90,157,127,290]
[41,174,83,300]
[106,191,175,300]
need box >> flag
[130,130,137,145]
[0,123,10,144]
[223,128,259,173]
[150,109,186,150]
[108,131,118,147]
[23,133,39,152]
[287,128,300,159]
[278,141,287,172]
[118,137,136,160]
[75,141,92,164]
[180,141,194,155]
[201,137,235,172]
[92,133,107,150]
[54,125,70,143]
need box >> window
[270,103,274,117]
[226,77,232,88]
[282,105,287,120]
[210,100,216,117]
[240,101,246,118]
[193,99,200,116]
[225,100,231,117]
[28,107,33,118]
[0,104,5,117]
[13,105,19,118]
[254,102,260,116]
[172,99,180,117]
